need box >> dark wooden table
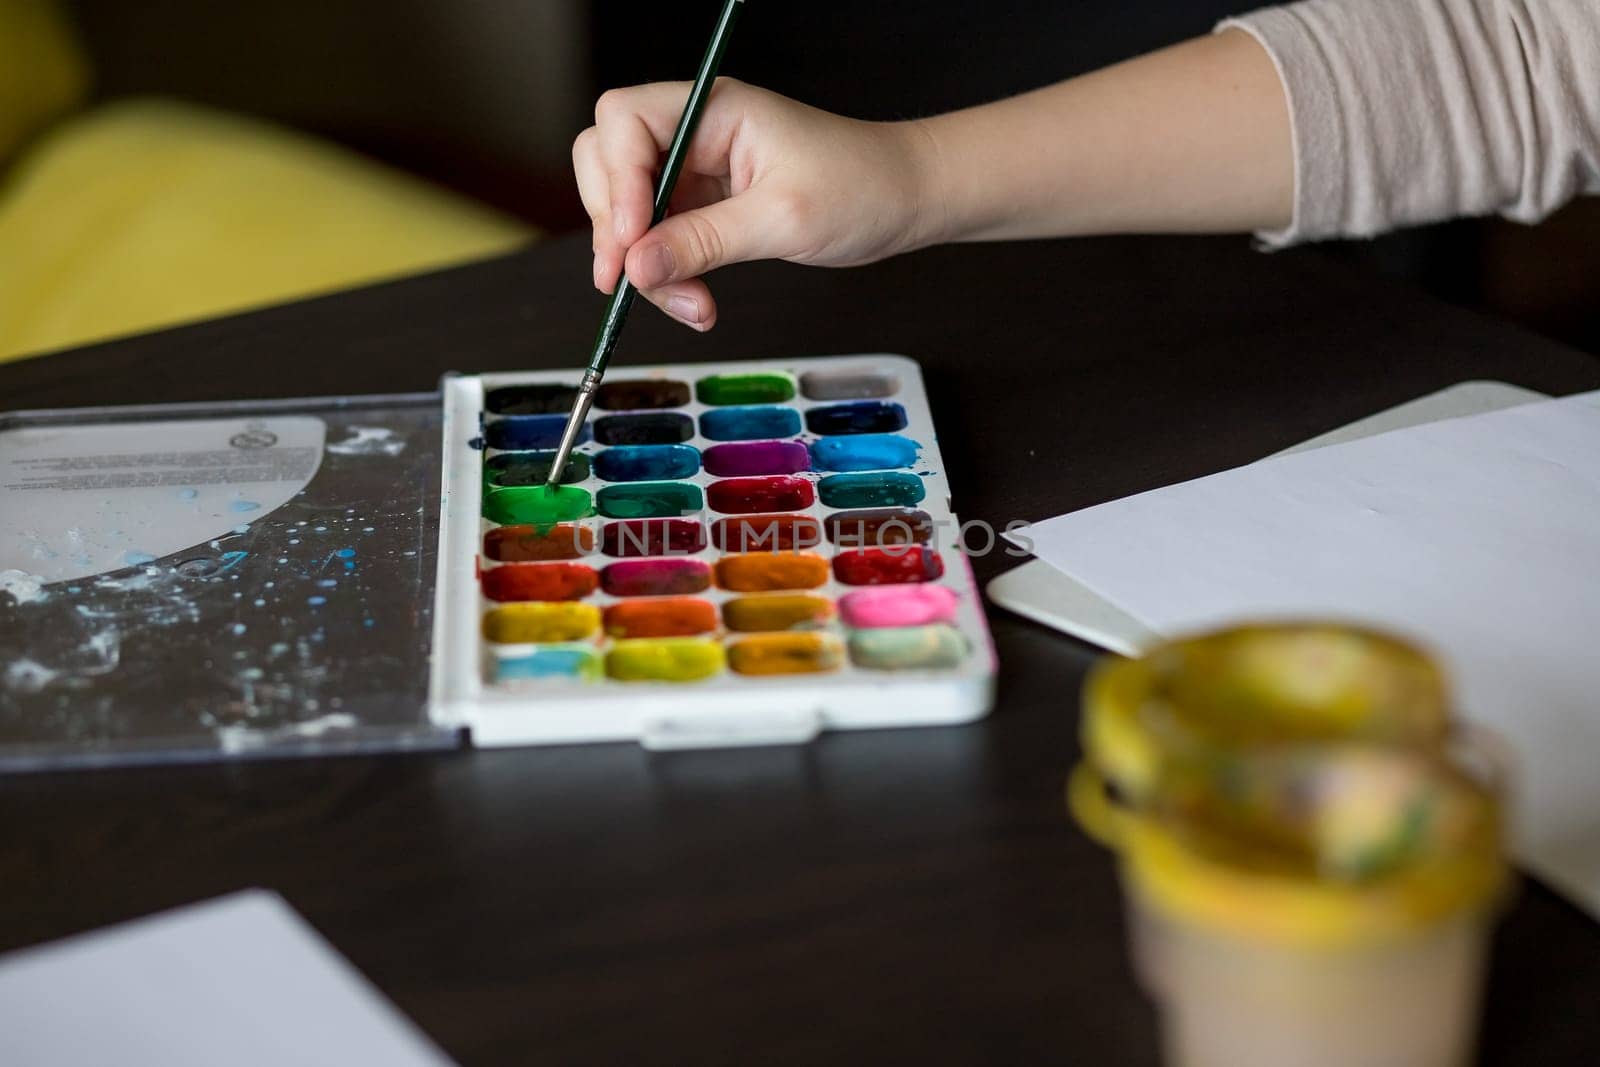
[4,232,1599,1064]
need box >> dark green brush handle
[545,0,745,489]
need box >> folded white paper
[1018,390,1600,914]
[0,890,455,1066]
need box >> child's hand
[574,78,937,331]
[576,31,1297,331]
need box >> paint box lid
[0,393,455,771]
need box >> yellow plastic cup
[1093,745,1508,1067]
[1071,625,1510,1065]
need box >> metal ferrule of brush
[544,382,599,490]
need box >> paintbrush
[544,0,746,492]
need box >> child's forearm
[909,29,1293,245]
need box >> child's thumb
[624,193,777,288]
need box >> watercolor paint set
[434,354,996,749]
[0,354,994,770]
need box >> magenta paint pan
[600,558,713,597]
[701,440,811,477]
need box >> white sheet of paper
[1018,390,1600,914]
[986,382,1550,655]
[0,890,455,1067]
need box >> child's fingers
[583,79,756,294]
[624,192,774,289]
[595,84,688,247]
[598,115,661,247]
[593,81,744,242]
[596,80,743,171]
[573,127,609,222]
[594,81,696,147]
[572,127,623,291]
[638,277,718,332]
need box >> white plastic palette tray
[431,354,997,750]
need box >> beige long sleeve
[1220,0,1600,246]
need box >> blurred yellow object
[1081,622,1450,809]
[1070,625,1509,1066]
[1079,749,1507,949]
[0,0,88,166]
[0,98,534,363]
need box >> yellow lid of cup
[1083,623,1451,806]
[1097,746,1508,948]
